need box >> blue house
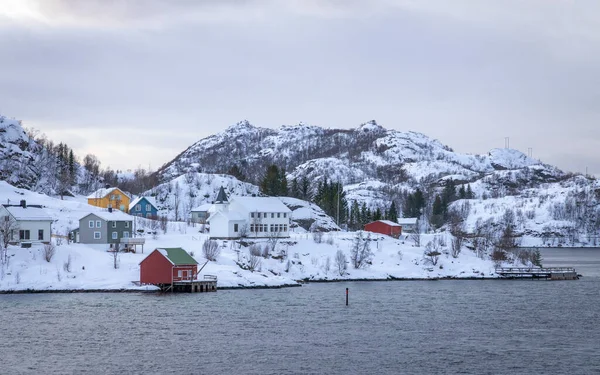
[129,196,158,219]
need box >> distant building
[208,187,292,239]
[129,196,158,219]
[190,203,213,224]
[0,200,52,245]
[364,220,402,238]
[397,217,418,233]
[87,187,131,213]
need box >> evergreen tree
[458,185,466,199]
[227,164,246,182]
[279,167,288,196]
[466,184,475,199]
[260,165,284,196]
[291,178,300,198]
[387,201,398,222]
[68,149,75,185]
[373,207,382,221]
[300,176,311,200]
[430,194,444,229]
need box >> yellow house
[87,187,131,213]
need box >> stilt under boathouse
[139,247,217,292]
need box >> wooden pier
[495,267,579,280]
[167,275,218,293]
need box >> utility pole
[504,137,510,149]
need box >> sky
[0,0,599,175]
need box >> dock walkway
[495,267,578,280]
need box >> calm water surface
[1,249,599,375]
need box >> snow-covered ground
[0,230,497,292]
[0,180,498,292]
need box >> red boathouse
[140,247,216,292]
[364,220,402,238]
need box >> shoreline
[0,275,500,294]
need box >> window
[277,213,281,218]
[38,230,44,240]
[146,204,151,212]
[271,213,274,218]
[284,225,288,232]
[95,220,101,228]
[125,222,130,228]
[112,232,118,240]
[89,220,94,228]
[234,223,239,232]
[19,230,30,240]
[123,231,130,238]
[93,232,101,239]
[250,224,255,232]
[270,224,274,232]
[251,212,255,218]
[120,204,125,211]
[112,221,116,228]
[284,213,287,218]
[136,205,141,211]
[178,270,183,278]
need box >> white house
[208,187,292,239]
[0,200,53,245]
[397,217,418,233]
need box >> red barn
[364,220,402,238]
[140,247,199,286]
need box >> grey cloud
[0,1,599,175]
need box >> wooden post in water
[346,288,349,306]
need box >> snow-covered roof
[397,218,418,225]
[81,210,132,222]
[231,196,291,213]
[191,203,213,212]
[87,187,119,199]
[207,210,245,222]
[376,220,401,227]
[129,196,156,211]
[3,206,52,221]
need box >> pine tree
[466,184,475,199]
[373,207,382,221]
[291,178,300,198]
[260,165,283,196]
[300,176,310,200]
[227,164,246,182]
[430,194,444,229]
[388,201,398,222]
[458,185,466,199]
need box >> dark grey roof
[215,186,228,203]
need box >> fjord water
[1,249,599,375]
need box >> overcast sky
[1,0,599,175]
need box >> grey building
[78,210,133,245]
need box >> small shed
[364,220,402,238]
[140,248,199,285]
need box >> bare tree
[335,249,347,276]
[0,215,18,264]
[202,240,221,261]
[112,242,120,269]
[312,231,324,244]
[247,253,261,272]
[424,240,441,266]
[350,231,373,269]
[43,242,56,262]
[173,181,181,221]
[410,232,421,247]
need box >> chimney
[20,200,26,208]
[108,207,113,213]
